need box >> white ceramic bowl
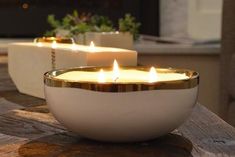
[44,67,199,142]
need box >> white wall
[160,0,223,40]
[188,0,223,40]
[160,0,188,38]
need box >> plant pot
[55,29,70,38]
[74,32,133,50]
[73,34,86,45]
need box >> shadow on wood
[0,90,45,108]
[0,63,16,92]
[0,62,44,107]
[0,109,63,139]
[18,132,193,157]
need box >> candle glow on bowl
[44,60,199,142]
[34,37,75,48]
[34,37,74,44]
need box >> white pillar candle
[8,41,137,98]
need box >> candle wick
[114,77,119,82]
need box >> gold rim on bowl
[44,66,199,92]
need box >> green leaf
[44,30,56,37]
[90,15,113,28]
[73,10,78,18]
[71,22,91,34]
[62,16,72,29]
[98,25,115,32]
[118,14,141,40]
[47,15,61,28]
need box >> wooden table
[0,55,235,157]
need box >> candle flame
[52,40,57,49]
[90,41,95,52]
[112,59,120,82]
[36,42,43,47]
[98,69,106,83]
[148,67,158,83]
[71,43,78,51]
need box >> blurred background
[0,0,159,37]
[0,0,222,40]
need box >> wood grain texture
[18,132,193,157]
[0,55,235,156]
[178,105,235,156]
[0,98,24,114]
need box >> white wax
[9,42,137,98]
[55,69,189,83]
[24,42,132,53]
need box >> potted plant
[45,11,141,49]
[85,14,140,49]
[45,15,71,38]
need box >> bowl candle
[44,60,199,142]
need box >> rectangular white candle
[8,42,137,98]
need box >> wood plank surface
[0,55,235,157]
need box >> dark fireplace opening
[0,0,159,38]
